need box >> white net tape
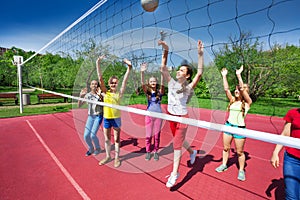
[26,85,300,150]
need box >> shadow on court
[265,178,285,200]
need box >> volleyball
[141,0,159,12]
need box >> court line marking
[26,120,90,200]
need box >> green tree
[214,32,288,102]
[0,47,25,86]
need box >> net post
[14,56,23,113]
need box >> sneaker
[93,148,101,156]
[215,164,228,172]
[190,150,197,165]
[238,170,246,181]
[114,158,121,168]
[153,152,159,161]
[166,173,180,188]
[145,152,151,161]
[99,157,111,165]
[85,150,93,156]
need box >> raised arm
[189,40,204,89]
[119,58,132,98]
[140,62,148,94]
[221,68,233,101]
[78,87,87,107]
[96,55,107,93]
[160,73,165,95]
[236,65,252,106]
[158,40,171,83]
[270,122,291,168]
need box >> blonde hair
[146,76,161,103]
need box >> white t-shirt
[167,78,193,115]
[85,92,103,116]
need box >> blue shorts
[103,118,121,129]
[224,121,246,139]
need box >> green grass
[0,87,76,118]
[123,94,297,117]
[0,87,298,118]
[0,104,74,118]
[249,97,299,117]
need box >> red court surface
[0,105,286,200]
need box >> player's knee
[237,151,244,157]
[115,136,120,143]
[223,147,230,152]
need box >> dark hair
[176,60,194,103]
[179,59,193,82]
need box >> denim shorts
[283,151,300,200]
[103,117,121,129]
[224,121,246,139]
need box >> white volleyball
[141,0,159,12]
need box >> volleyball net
[18,0,300,151]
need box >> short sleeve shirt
[167,78,193,115]
[284,108,300,158]
[85,92,103,116]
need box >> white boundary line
[26,120,90,200]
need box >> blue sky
[0,0,100,51]
[1,0,300,54]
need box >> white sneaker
[166,173,180,188]
[190,150,197,165]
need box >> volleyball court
[0,105,286,199]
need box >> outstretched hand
[236,65,243,75]
[198,40,204,56]
[96,55,106,64]
[140,62,147,72]
[96,87,101,96]
[221,68,228,76]
[123,58,132,69]
[80,88,87,97]
[158,40,169,51]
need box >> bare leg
[172,149,182,176]
[222,133,233,166]
[113,127,121,159]
[103,127,111,158]
[234,138,246,171]
[183,140,193,154]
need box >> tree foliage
[1,35,299,102]
[213,32,300,102]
